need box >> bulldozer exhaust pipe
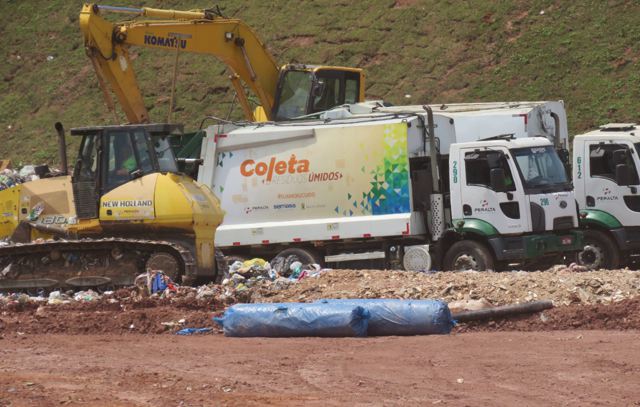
[55,122,68,176]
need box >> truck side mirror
[615,163,632,186]
[490,168,508,192]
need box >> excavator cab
[71,124,183,219]
[272,65,364,121]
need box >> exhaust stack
[54,122,68,176]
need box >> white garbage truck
[572,123,640,269]
[198,101,582,271]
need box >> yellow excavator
[79,4,365,123]
[0,123,224,291]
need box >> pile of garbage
[0,166,41,191]
[222,258,329,291]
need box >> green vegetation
[1,0,639,165]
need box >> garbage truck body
[0,123,223,291]
[572,123,640,269]
[198,101,581,271]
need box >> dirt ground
[2,269,640,406]
[1,331,639,406]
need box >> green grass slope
[1,0,639,165]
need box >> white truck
[573,123,640,269]
[198,101,582,271]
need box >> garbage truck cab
[573,123,640,269]
[445,136,580,270]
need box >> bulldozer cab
[70,123,183,219]
[272,65,363,121]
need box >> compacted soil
[1,331,639,406]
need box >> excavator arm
[79,4,280,122]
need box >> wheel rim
[452,253,479,271]
[578,243,604,269]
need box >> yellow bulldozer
[0,123,223,291]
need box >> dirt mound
[2,268,640,336]
[254,269,640,306]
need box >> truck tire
[577,229,620,270]
[271,248,322,277]
[443,240,494,272]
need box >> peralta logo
[241,155,310,182]
[244,205,268,214]
[597,187,619,201]
[144,35,187,49]
[474,199,495,213]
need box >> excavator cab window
[310,69,360,114]
[274,68,361,120]
[274,70,313,120]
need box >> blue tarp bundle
[213,302,370,337]
[315,299,454,336]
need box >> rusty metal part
[0,238,194,291]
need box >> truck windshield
[511,146,570,191]
[274,70,313,121]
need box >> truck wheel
[271,248,322,276]
[577,230,620,270]
[443,240,494,272]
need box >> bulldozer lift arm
[79,4,280,122]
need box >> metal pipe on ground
[452,300,553,322]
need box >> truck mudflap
[487,230,583,261]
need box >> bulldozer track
[0,237,195,291]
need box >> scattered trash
[223,258,275,290]
[18,165,36,178]
[0,168,32,191]
[46,55,55,61]
[47,290,70,305]
[176,327,212,335]
[135,269,178,295]
[73,290,99,302]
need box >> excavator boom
[80,3,279,122]
[80,4,364,123]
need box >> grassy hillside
[1,0,639,165]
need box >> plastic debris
[73,289,100,302]
[176,327,212,335]
[0,168,30,191]
[214,302,370,337]
[315,299,454,336]
[223,258,275,289]
[135,269,178,295]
